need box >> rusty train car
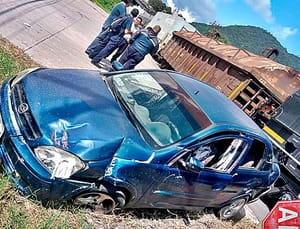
[157,29,300,204]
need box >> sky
[162,0,300,57]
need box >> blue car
[0,68,279,219]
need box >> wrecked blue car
[0,68,279,219]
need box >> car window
[109,71,211,148]
[239,139,266,170]
[174,138,247,173]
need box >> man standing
[118,25,161,70]
[91,8,139,66]
[85,0,131,56]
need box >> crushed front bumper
[0,131,94,203]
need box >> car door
[148,136,250,209]
[230,138,272,198]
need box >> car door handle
[175,176,183,179]
[247,178,262,187]
[212,183,225,191]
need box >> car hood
[20,68,149,161]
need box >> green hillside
[192,22,300,71]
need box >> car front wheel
[214,198,247,220]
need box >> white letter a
[278,207,298,223]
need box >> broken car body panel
[0,68,279,215]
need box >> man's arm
[129,29,143,44]
[123,17,133,36]
[150,38,160,56]
[150,45,159,56]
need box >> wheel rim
[221,198,246,219]
[74,192,115,213]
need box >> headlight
[34,146,85,179]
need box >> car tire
[115,190,126,207]
[214,198,247,220]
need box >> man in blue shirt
[85,0,131,56]
[91,8,139,66]
[118,25,161,70]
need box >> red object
[263,200,300,229]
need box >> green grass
[0,172,90,228]
[0,37,39,83]
[0,48,23,83]
[92,0,120,13]
[0,49,16,80]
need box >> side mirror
[186,157,203,172]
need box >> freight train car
[156,29,300,206]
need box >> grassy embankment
[92,0,119,12]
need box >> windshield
[109,71,211,147]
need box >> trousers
[119,46,145,70]
[110,37,128,62]
[91,35,123,63]
[86,27,113,58]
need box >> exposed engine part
[74,192,116,214]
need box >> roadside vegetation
[0,12,260,229]
[0,171,89,228]
[92,0,119,12]
[0,37,39,82]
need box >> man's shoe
[91,60,100,68]
[112,61,123,71]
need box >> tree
[165,6,172,14]
[205,21,226,42]
[148,0,171,14]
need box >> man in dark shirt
[85,0,131,56]
[118,25,161,70]
[90,8,139,66]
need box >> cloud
[245,0,274,23]
[166,0,176,9]
[271,26,298,40]
[178,8,197,23]
[165,0,196,22]
[164,0,215,23]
